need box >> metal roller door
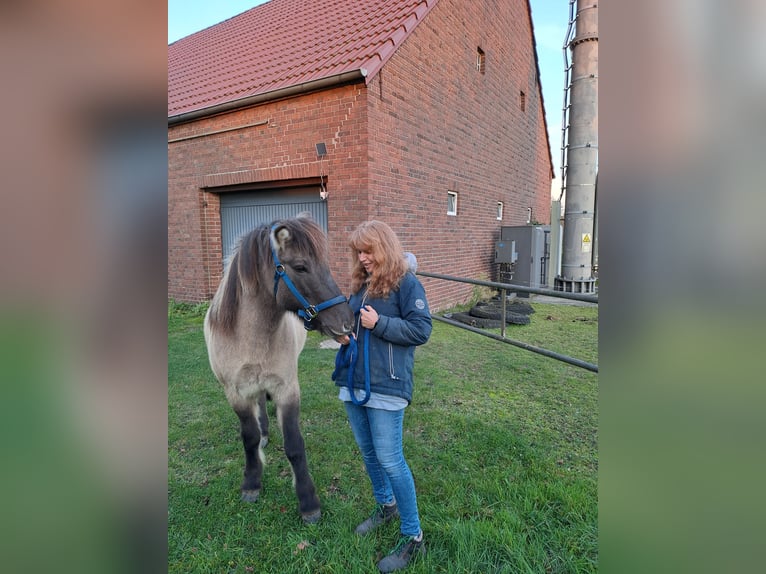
[219,187,327,266]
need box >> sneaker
[354,502,399,535]
[376,533,425,573]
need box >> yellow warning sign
[581,233,592,253]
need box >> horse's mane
[275,216,329,261]
[209,216,328,334]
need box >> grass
[168,299,598,573]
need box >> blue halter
[270,225,348,330]
[334,329,371,406]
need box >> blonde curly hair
[348,220,408,297]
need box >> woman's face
[357,248,376,274]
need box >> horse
[204,213,354,524]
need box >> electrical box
[494,240,517,264]
[495,225,550,296]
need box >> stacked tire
[444,298,534,329]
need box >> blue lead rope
[335,328,371,406]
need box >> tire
[444,312,503,329]
[468,306,500,319]
[468,306,531,325]
[479,299,535,315]
[506,301,535,315]
[504,312,531,325]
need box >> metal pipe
[434,315,598,373]
[167,119,269,143]
[558,0,578,203]
[547,200,562,288]
[168,69,368,126]
[592,171,598,275]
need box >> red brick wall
[363,0,552,310]
[168,0,552,308]
[168,84,370,301]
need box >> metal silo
[555,0,598,293]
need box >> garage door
[219,187,328,266]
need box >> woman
[333,220,432,573]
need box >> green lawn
[168,300,598,573]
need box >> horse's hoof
[301,509,321,524]
[260,436,269,448]
[241,489,260,502]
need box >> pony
[204,213,354,523]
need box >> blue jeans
[344,402,421,537]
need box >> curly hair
[348,220,408,297]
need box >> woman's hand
[359,305,379,330]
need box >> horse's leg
[276,400,321,523]
[257,393,269,448]
[234,404,264,502]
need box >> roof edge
[168,69,368,126]
[362,0,439,83]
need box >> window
[476,47,485,74]
[447,191,458,216]
[496,201,504,220]
[520,90,526,112]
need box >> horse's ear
[271,224,291,252]
[296,211,313,221]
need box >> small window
[496,201,504,220]
[476,47,485,74]
[520,90,526,112]
[447,191,458,216]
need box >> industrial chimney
[554,0,598,293]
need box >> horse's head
[270,214,354,338]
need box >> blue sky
[168,0,570,193]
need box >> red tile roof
[168,0,438,120]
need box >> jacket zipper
[388,343,401,380]
[354,289,368,340]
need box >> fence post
[500,288,506,338]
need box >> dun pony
[204,213,353,523]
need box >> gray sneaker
[376,534,425,572]
[354,502,399,535]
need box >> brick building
[168,0,554,310]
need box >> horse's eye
[292,264,308,273]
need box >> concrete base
[554,277,597,294]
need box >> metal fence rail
[416,271,598,303]
[416,271,598,373]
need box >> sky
[168,0,571,198]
